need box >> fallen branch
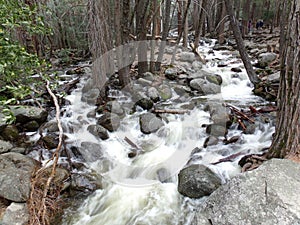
[211,152,244,165]
[152,109,189,114]
[226,103,255,123]
[28,80,65,225]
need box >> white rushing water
[61,41,275,225]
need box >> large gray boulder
[1,203,29,225]
[97,112,120,132]
[0,140,13,154]
[0,152,39,202]
[139,113,164,134]
[79,142,104,162]
[10,106,48,124]
[87,124,109,140]
[194,159,300,224]
[178,164,222,198]
[189,78,221,95]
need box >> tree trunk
[268,0,300,159]
[182,0,189,48]
[217,0,226,44]
[224,0,260,86]
[155,0,171,71]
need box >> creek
[59,40,275,225]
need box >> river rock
[213,45,234,51]
[1,125,19,142]
[42,133,59,149]
[139,113,164,134]
[178,52,195,62]
[105,101,124,116]
[0,140,13,154]
[81,88,100,105]
[147,87,160,102]
[192,61,203,71]
[0,152,39,202]
[158,84,172,100]
[178,164,222,198]
[70,173,100,192]
[134,98,154,111]
[78,142,104,162]
[97,112,120,132]
[203,136,219,148]
[10,106,48,124]
[231,67,242,73]
[258,52,277,64]
[40,121,59,133]
[206,124,227,137]
[195,159,300,224]
[189,78,221,95]
[1,203,29,225]
[87,124,109,140]
[165,68,178,80]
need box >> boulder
[105,101,124,116]
[139,113,164,134]
[0,140,13,154]
[165,68,178,80]
[203,136,219,148]
[192,61,203,71]
[1,125,19,142]
[0,152,39,202]
[147,87,160,102]
[178,164,222,198]
[79,142,104,162]
[189,78,221,95]
[23,120,40,132]
[231,67,242,73]
[1,203,29,225]
[87,124,109,140]
[195,159,300,224]
[97,112,120,132]
[10,106,48,124]
[81,88,100,105]
[42,133,59,149]
[134,98,154,111]
[206,124,227,137]
[258,52,277,64]
[158,84,172,100]
[178,52,196,62]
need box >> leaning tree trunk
[224,0,260,86]
[268,0,300,159]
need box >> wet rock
[197,159,300,224]
[157,168,172,183]
[262,71,280,83]
[147,87,160,102]
[178,164,222,198]
[136,78,152,86]
[81,88,100,105]
[243,123,256,134]
[258,52,277,64]
[205,74,222,85]
[1,203,29,225]
[105,101,124,116]
[165,68,178,80]
[213,45,234,51]
[0,140,13,154]
[231,67,242,73]
[10,147,26,154]
[203,136,219,148]
[97,112,120,132]
[42,133,59,149]
[0,152,39,202]
[23,120,39,132]
[207,103,231,126]
[189,78,221,95]
[134,98,154,111]
[10,106,48,125]
[178,52,195,62]
[143,72,155,81]
[139,113,164,134]
[217,61,227,67]
[224,136,240,145]
[79,142,104,162]
[158,84,172,100]
[206,124,227,137]
[1,125,19,142]
[71,173,100,192]
[192,61,203,71]
[87,124,109,140]
[40,121,59,133]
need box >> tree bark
[224,0,260,86]
[182,0,189,48]
[268,0,300,159]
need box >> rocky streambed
[1,30,298,225]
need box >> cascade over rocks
[178,164,222,198]
[97,112,120,132]
[189,79,221,95]
[193,159,300,224]
[87,124,109,140]
[139,113,164,134]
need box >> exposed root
[27,80,65,225]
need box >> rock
[206,124,227,137]
[178,164,222,198]
[207,103,231,126]
[217,61,227,67]
[40,121,59,133]
[1,203,29,225]
[205,74,222,85]
[81,88,100,105]
[158,84,172,100]
[87,124,109,140]
[134,98,154,111]
[189,78,221,95]
[258,52,277,64]
[147,87,160,102]
[42,133,59,149]
[143,72,155,81]
[10,106,48,124]
[10,147,26,154]
[1,125,19,142]
[0,152,39,202]
[192,61,203,71]
[136,78,153,86]
[23,120,39,132]
[178,52,196,62]
[79,142,104,162]
[139,113,164,134]
[231,67,242,73]
[156,168,172,183]
[213,45,234,51]
[97,112,120,132]
[203,136,219,148]
[0,114,7,133]
[243,123,257,134]
[165,68,178,80]
[0,140,13,154]
[263,71,280,83]
[105,101,124,116]
[70,173,100,192]
[196,159,300,224]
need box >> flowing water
[59,41,275,225]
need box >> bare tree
[268,0,300,159]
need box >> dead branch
[211,152,244,165]
[28,80,65,225]
[152,109,189,114]
[226,103,255,123]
